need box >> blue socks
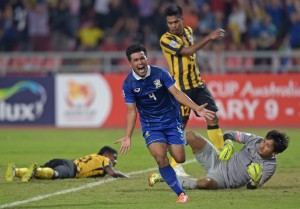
[159,164,185,196]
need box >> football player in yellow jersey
[5,146,129,182]
[160,5,225,176]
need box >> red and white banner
[100,73,300,128]
[56,74,112,127]
[197,74,300,127]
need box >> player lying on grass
[149,130,289,190]
[5,146,129,182]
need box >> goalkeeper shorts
[194,140,226,189]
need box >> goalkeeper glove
[247,162,262,186]
[218,139,234,161]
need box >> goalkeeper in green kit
[148,130,289,190]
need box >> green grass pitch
[0,127,299,209]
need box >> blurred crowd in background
[0,0,299,55]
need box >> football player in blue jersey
[114,44,215,203]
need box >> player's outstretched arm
[194,103,215,121]
[114,103,136,155]
[181,28,225,55]
[105,167,129,178]
[114,136,131,155]
[168,85,215,120]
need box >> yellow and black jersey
[73,153,111,178]
[160,26,204,90]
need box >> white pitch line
[0,159,196,208]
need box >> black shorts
[180,85,218,124]
[43,159,77,179]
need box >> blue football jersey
[122,65,182,131]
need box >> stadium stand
[0,0,299,74]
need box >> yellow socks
[16,168,29,178]
[34,167,54,179]
[171,157,180,168]
[207,125,224,149]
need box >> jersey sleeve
[161,68,176,89]
[160,34,184,56]
[258,161,276,186]
[223,130,255,144]
[122,80,135,104]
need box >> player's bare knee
[186,131,198,144]
[174,157,185,164]
[153,155,169,167]
[186,131,207,153]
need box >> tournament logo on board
[56,74,112,127]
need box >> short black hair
[164,5,182,18]
[125,44,147,61]
[98,146,118,155]
[265,130,290,153]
